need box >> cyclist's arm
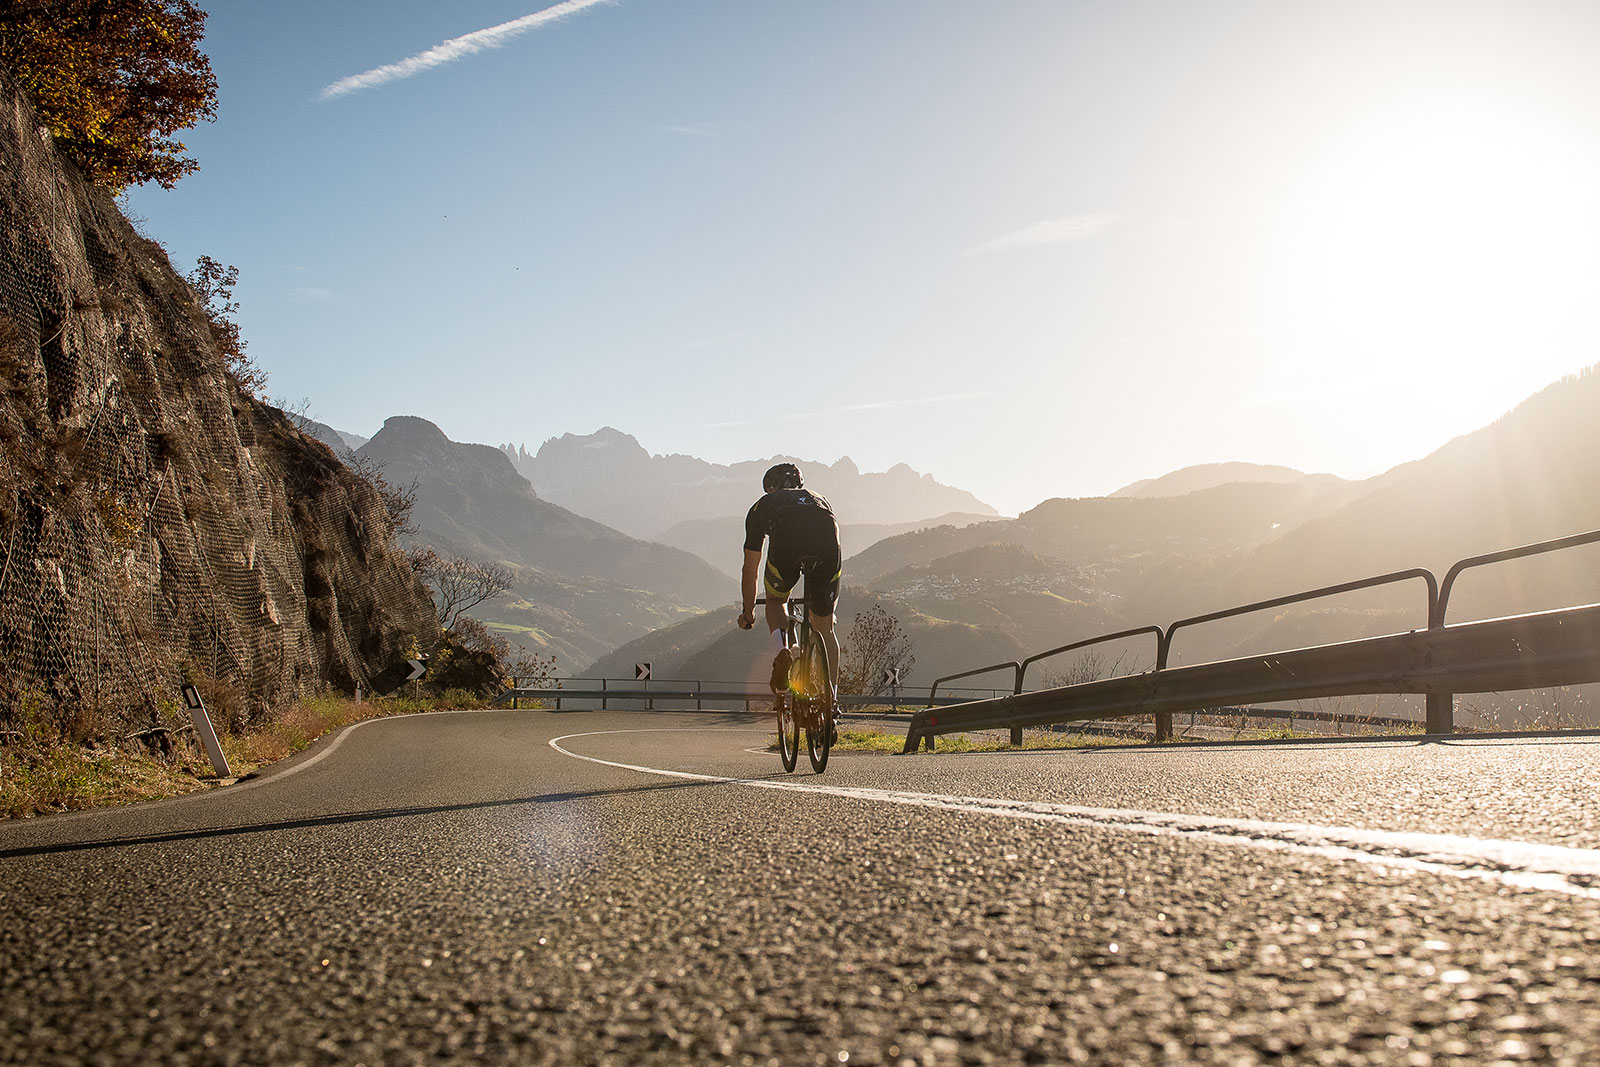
[738,548,761,627]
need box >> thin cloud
[321,0,615,100]
[663,124,714,137]
[966,212,1117,256]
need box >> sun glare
[1299,107,1600,395]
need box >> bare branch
[419,554,514,630]
[838,604,916,696]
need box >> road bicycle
[759,596,835,773]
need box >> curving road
[5,708,1600,1064]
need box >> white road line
[550,729,1600,900]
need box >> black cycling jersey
[744,488,842,615]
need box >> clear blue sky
[125,1,1600,516]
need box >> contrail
[321,0,615,100]
[965,212,1117,255]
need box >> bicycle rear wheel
[804,633,832,773]
[776,694,798,773]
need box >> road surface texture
[6,707,1600,1065]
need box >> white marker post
[181,684,233,779]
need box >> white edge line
[549,729,1600,901]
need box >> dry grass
[0,688,489,819]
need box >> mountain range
[344,417,736,666]
[586,366,1600,694]
[1112,462,1346,500]
[301,364,1600,699]
[501,427,999,540]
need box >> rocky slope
[0,69,437,728]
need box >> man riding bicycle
[736,463,842,716]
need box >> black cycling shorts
[764,508,842,616]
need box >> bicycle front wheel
[804,634,832,773]
[776,694,798,773]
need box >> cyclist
[736,463,842,719]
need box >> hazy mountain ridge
[1112,462,1346,499]
[598,366,1600,688]
[874,366,1600,672]
[358,416,736,664]
[1234,366,1600,621]
[584,588,1028,693]
[505,427,1000,540]
[656,511,999,578]
[845,481,1330,588]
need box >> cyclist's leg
[803,559,843,713]
[810,610,840,710]
[763,549,801,691]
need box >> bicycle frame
[756,596,833,772]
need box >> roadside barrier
[903,528,1600,752]
[493,679,993,713]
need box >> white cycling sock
[771,628,787,653]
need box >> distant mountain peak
[506,429,998,540]
[1111,461,1341,499]
[375,415,462,445]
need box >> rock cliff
[0,69,437,730]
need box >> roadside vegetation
[0,689,495,819]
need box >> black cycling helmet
[762,462,803,493]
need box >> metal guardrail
[928,661,1019,704]
[1019,626,1165,693]
[903,529,1600,753]
[1155,568,1440,739]
[492,682,982,712]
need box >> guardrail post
[1154,635,1173,742]
[511,676,518,710]
[601,678,607,711]
[1009,725,1022,746]
[1426,593,1453,734]
[1426,693,1452,734]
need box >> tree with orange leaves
[0,1,217,191]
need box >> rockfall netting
[0,70,436,736]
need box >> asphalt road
[6,708,1600,1065]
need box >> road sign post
[180,684,232,778]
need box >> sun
[1295,104,1600,392]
